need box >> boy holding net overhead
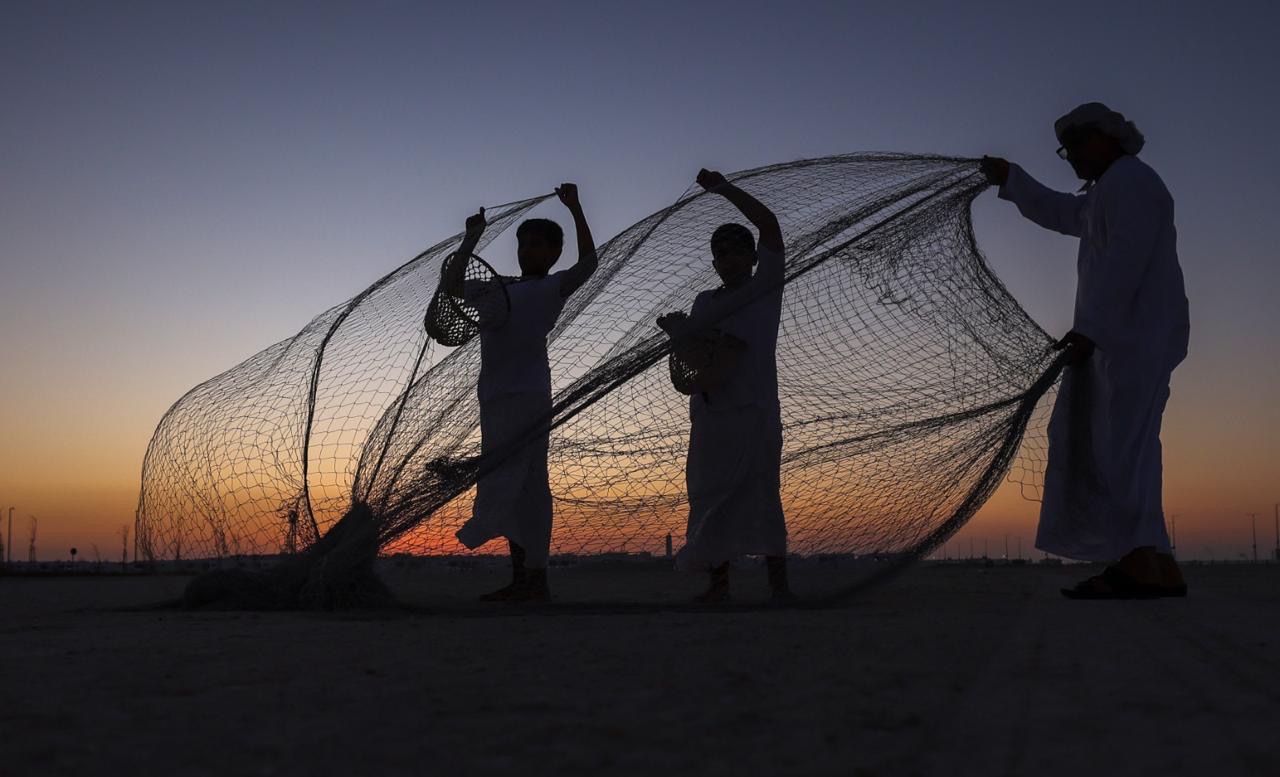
[448,184,598,602]
[658,169,793,602]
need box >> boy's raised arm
[696,169,783,256]
[554,183,599,298]
[443,207,487,295]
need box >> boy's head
[710,223,756,287]
[516,218,564,276]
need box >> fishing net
[135,153,1064,608]
[424,252,511,347]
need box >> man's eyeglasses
[1056,126,1094,160]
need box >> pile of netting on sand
[135,153,1063,609]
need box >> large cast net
[135,153,1063,607]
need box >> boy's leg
[478,539,527,601]
[481,438,552,603]
[509,540,527,571]
[766,555,795,601]
[509,424,553,601]
[509,485,552,601]
[519,425,554,569]
[694,562,730,603]
[472,394,552,603]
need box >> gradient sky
[2,1,1277,561]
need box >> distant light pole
[1168,514,1178,559]
[7,506,13,564]
[1274,503,1279,563]
[1249,513,1258,563]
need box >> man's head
[516,218,564,276]
[1054,102,1144,182]
[710,223,757,287]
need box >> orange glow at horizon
[2,348,1276,563]
[3,440,1275,564]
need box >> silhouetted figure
[982,103,1189,598]
[452,184,598,602]
[658,169,792,602]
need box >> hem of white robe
[677,403,786,572]
[454,391,552,567]
[1034,543,1174,564]
[1035,520,1173,562]
[455,497,552,569]
[674,540,787,572]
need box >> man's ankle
[1118,546,1163,582]
[1155,553,1185,585]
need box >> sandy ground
[2,563,1277,777]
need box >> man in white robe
[448,184,597,602]
[982,103,1190,598]
[659,168,792,602]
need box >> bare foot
[693,563,730,603]
[693,582,730,603]
[479,570,551,603]
[479,580,520,602]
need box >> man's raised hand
[696,169,728,192]
[980,157,1010,186]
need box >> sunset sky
[2,1,1277,562]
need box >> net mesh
[135,153,1063,604]
[424,253,510,347]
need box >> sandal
[1061,565,1164,600]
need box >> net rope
[135,153,1061,604]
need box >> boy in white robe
[449,184,597,601]
[659,168,792,602]
[982,103,1190,598]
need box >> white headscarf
[1054,102,1145,155]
